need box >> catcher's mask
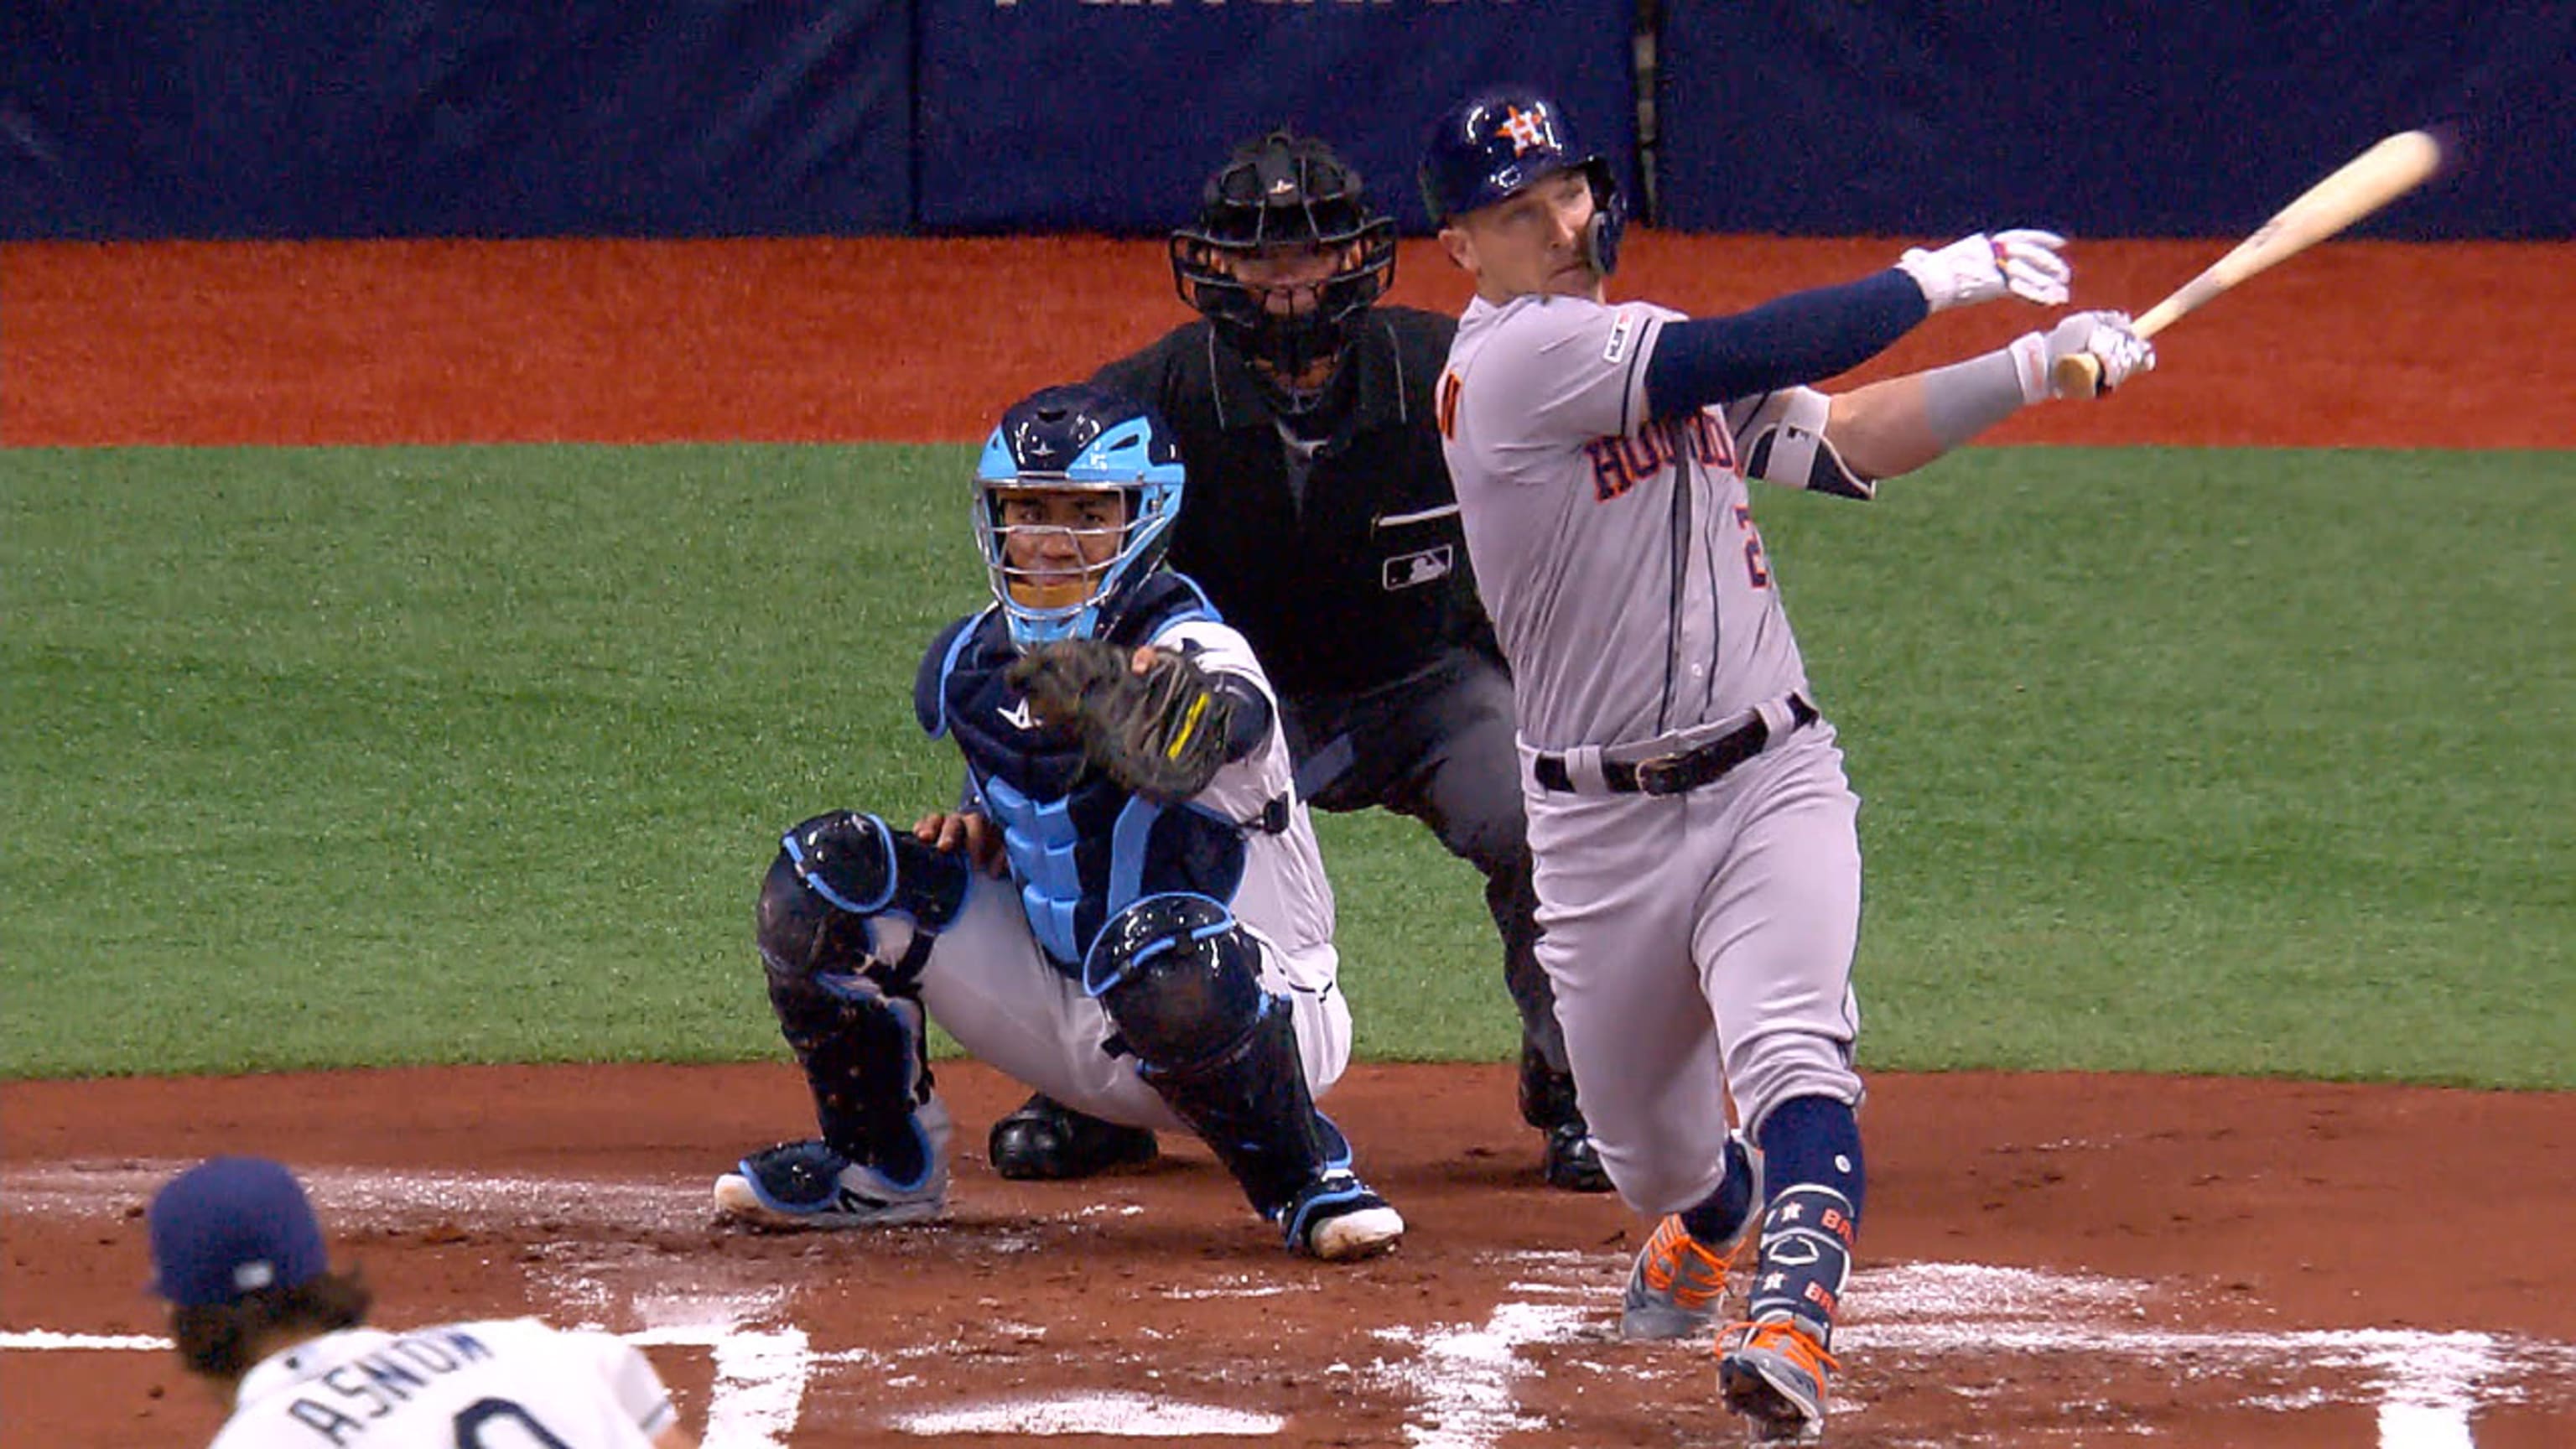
[974,383,1185,651]
[1171,129,1397,416]
[1418,89,1625,278]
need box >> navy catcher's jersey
[917,571,1309,974]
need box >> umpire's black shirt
[1092,307,1497,699]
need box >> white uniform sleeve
[1152,617,1270,704]
[1151,617,1293,828]
[565,1327,681,1438]
[1457,297,1670,467]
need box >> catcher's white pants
[1524,722,1865,1216]
[913,872,1353,1131]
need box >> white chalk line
[9,1164,2572,1445]
[20,1266,2567,1446]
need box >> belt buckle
[1632,750,1693,796]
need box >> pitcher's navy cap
[148,1156,328,1308]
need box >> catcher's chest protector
[930,587,1249,973]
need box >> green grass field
[4,444,2568,1086]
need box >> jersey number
[453,1398,575,1449]
[1436,370,1462,442]
[1733,504,1772,588]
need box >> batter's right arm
[1641,231,2071,423]
[1822,311,2156,480]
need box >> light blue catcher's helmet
[973,383,1187,650]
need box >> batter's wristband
[1919,334,2049,450]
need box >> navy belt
[1535,695,1819,796]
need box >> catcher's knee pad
[1079,892,1268,1071]
[1083,893,1333,1219]
[757,811,969,995]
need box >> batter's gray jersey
[208,1319,678,1449]
[1437,293,1821,750]
[1436,290,1865,1215]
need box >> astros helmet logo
[1498,104,1552,155]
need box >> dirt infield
[7,1062,2575,1447]
[4,235,2573,1446]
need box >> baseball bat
[2052,127,2448,399]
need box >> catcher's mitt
[1005,639,1236,803]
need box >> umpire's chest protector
[915,595,1251,974]
[1149,311,1489,697]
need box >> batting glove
[2037,310,2157,397]
[1898,229,2071,312]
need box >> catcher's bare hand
[913,810,1007,876]
[1005,637,1236,803]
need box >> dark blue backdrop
[1653,1,2575,239]
[6,2,2567,241]
[0,0,914,239]
[912,0,1638,235]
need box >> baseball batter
[148,1156,693,1449]
[1418,90,2151,1441]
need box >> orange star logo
[1499,105,1550,155]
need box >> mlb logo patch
[1602,314,1635,364]
[1383,545,1454,591]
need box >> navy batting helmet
[974,383,1186,650]
[1418,89,1624,274]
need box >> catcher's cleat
[1543,1119,1614,1193]
[1622,1132,1761,1339]
[1519,1046,1611,1192]
[1716,1314,1839,1443]
[988,1092,1160,1181]
[1280,1170,1405,1262]
[713,1123,950,1231]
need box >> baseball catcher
[712,383,1405,1262]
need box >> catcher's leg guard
[1083,894,1397,1256]
[755,813,968,1180]
[763,811,969,991]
